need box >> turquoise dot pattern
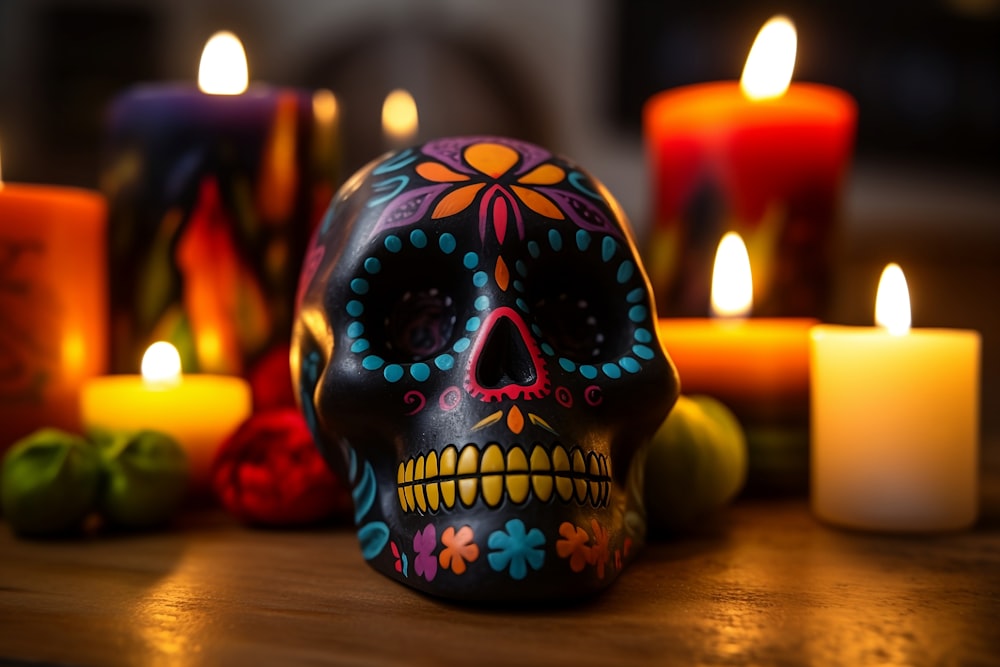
[340,231,658,386]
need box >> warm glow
[711,232,753,318]
[198,31,249,95]
[875,263,911,336]
[196,329,223,369]
[61,333,86,377]
[141,341,182,385]
[740,15,797,101]
[313,89,338,124]
[0,139,4,188]
[382,89,419,146]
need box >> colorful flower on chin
[391,540,409,577]
[438,525,479,575]
[555,521,593,573]
[590,519,610,579]
[413,524,438,582]
[487,518,546,581]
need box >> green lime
[1,429,101,536]
[96,430,188,529]
[644,394,748,534]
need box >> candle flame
[711,232,753,318]
[740,15,797,101]
[313,89,339,124]
[382,89,419,146]
[198,31,249,95]
[875,263,911,335]
[141,341,182,385]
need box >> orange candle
[659,318,813,420]
[643,16,856,319]
[0,148,107,452]
[658,232,814,493]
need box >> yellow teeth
[396,444,611,513]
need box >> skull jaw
[367,496,645,602]
[333,433,649,603]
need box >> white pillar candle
[810,264,980,532]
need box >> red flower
[211,408,351,525]
[247,344,297,412]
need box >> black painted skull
[292,136,678,601]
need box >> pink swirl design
[403,390,427,416]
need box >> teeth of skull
[551,446,573,501]
[396,444,612,513]
[458,444,480,508]
[439,445,458,509]
[530,444,553,500]
[414,455,427,512]
[506,446,530,504]
[480,444,505,507]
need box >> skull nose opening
[475,315,537,389]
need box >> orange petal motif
[511,185,564,220]
[465,143,518,178]
[506,405,524,434]
[494,256,510,291]
[518,163,564,185]
[556,521,592,573]
[416,162,471,183]
[439,525,479,575]
[431,183,485,219]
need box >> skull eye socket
[386,290,456,361]
[533,293,606,360]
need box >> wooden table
[3,458,999,667]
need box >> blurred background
[1,0,998,439]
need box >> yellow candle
[810,264,980,532]
[80,342,252,493]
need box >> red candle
[643,16,856,319]
[0,151,107,451]
[658,232,815,494]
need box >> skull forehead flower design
[293,136,678,602]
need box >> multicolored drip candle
[643,16,855,319]
[102,33,341,403]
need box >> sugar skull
[292,136,678,601]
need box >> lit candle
[810,264,980,532]
[103,31,341,400]
[0,141,108,452]
[657,232,816,492]
[381,88,419,150]
[643,15,856,319]
[80,341,253,494]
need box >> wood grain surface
[3,467,999,667]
